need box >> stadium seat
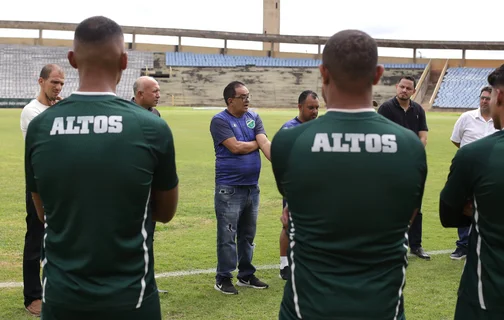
[433,67,494,109]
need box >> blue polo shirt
[210,109,266,186]
[280,117,302,130]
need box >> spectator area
[433,67,494,109]
[0,44,153,100]
[165,52,427,69]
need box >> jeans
[456,227,470,249]
[23,187,44,307]
[215,184,259,282]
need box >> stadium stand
[433,67,494,109]
[0,44,153,100]
[165,52,427,69]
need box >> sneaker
[450,247,467,260]
[214,277,238,295]
[237,274,269,289]
[280,266,290,280]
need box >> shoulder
[378,98,395,109]
[245,110,261,120]
[21,99,42,116]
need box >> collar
[474,108,492,122]
[72,91,117,96]
[326,108,376,113]
[393,97,413,110]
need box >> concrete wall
[155,66,423,108]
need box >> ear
[120,52,128,71]
[37,77,44,86]
[68,51,77,69]
[497,88,504,107]
[319,64,330,85]
[374,65,385,86]
[298,103,302,111]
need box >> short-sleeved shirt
[450,109,497,148]
[271,108,427,320]
[281,117,302,130]
[209,109,266,186]
[440,130,504,312]
[24,92,178,311]
[20,99,50,140]
[377,97,428,135]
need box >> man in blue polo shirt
[278,90,320,280]
[210,81,271,295]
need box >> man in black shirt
[378,76,430,260]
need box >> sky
[1,0,503,59]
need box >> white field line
[0,249,454,289]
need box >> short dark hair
[39,64,62,80]
[223,81,245,106]
[487,64,504,88]
[298,90,318,104]
[399,76,417,89]
[322,30,378,92]
[480,86,492,95]
[74,16,123,44]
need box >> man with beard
[439,64,504,320]
[278,90,320,280]
[377,76,430,260]
[20,63,65,316]
[448,86,497,260]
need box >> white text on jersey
[311,133,398,153]
[49,116,123,135]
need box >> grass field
[0,107,467,319]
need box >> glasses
[233,94,251,101]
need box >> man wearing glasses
[210,81,271,295]
[449,86,497,260]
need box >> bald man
[24,16,178,319]
[132,76,161,117]
[271,30,427,319]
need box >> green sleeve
[439,148,473,227]
[271,129,296,197]
[152,121,179,191]
[24,120,38,193]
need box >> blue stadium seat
[433,67,494,109]
[164,52,426,69]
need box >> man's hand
[280,205,289,229]
[50,96,62,106]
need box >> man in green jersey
[24,16,179,320]
[440,64,504,320]
[271,30,427,320]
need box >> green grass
[0,107,467,319]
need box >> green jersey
[271,109,427,320]
[440,130,504,313]
[24,93,178,311]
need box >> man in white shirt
[449,86,496,260]
[20,64,64,316]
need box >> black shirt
[377,97,428,135]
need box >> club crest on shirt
[246,119,256,129]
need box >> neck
[77,69,118,93]
[36,92,51,107]
[396,96,410,109]
[480,108,491,120]
[325,87,373,110]
[227,107,244,118]
[297,115,306,123]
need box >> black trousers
[408,210,423,250]
[23,188,44,307]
